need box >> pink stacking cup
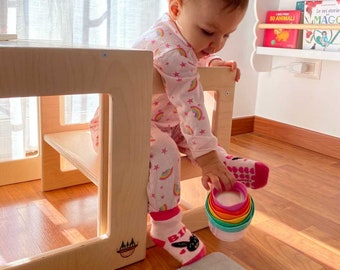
[211,182,248,212]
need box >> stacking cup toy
[205,182,255,242]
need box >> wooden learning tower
[0,43,235,270]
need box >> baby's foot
[150,211,206,266]
[224,155,269,189]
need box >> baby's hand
[209,59,241,82]
[196,151,236,192]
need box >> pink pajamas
[133,14,221,213]
[148,121,233,213]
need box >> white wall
[219,1,340,138]
[219,5,258,118]
[256,58,340,137]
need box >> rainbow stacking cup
[205,182,255,241]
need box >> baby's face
[170,0,246,59]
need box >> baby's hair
[221,0,249,11]
[182,0,249,12]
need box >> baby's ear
[169,0,182,20]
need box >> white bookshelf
[252,0,340,72]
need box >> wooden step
[44,130,99,185]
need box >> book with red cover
[263,10,302,48]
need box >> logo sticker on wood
[116,238,139,258]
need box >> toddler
[90,0,269,266]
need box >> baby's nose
[210,37,225,51]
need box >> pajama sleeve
[154,49,218,159]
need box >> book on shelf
[263,10,302,49]
[303,0,340,52]
[296,1,305,13]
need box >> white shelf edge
[256,46,340,61]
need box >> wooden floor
[0,133,339,269]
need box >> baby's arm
[196,150,236,192]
